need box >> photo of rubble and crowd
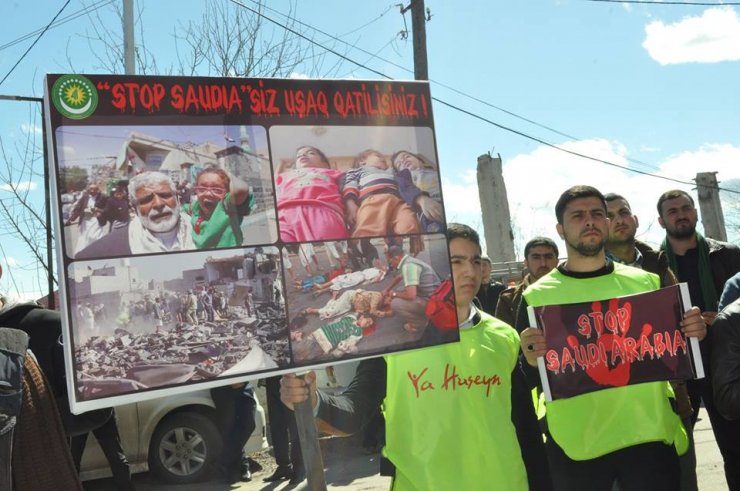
[285,234,452,364]
[66,247,288,401]
[55,124,277,260]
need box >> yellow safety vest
[384,312,528,490]
[523,262,688,460]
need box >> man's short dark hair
[656,189,695,217]
[604,193,631,209]
[447,223,481,250]
[524,237,559,259]
[555,185,607,224]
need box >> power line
[238,0,581,138]
[227,0,392,81]
[0,0,72,87]
[338,4,396,37]
[0,0,115,53]
[431,97,701,187]
[584,0,740,5]
[228,0,740,195]
[238,0,665,176]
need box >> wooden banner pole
[293,395,327,490]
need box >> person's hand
[280,371,318,411]
[520,327,547,367]
[345,200,359,226]
[415,195,443,223]
[682,307,708,341]
[701,310,718,328]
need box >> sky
[2,0,740,299]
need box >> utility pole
[400,0,429,80]
[123,0,135,74]
[696,172,727,241]
[477,153,515,262]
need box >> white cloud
[643,7,740,65]
[500,139,740,254]
[441,169,480,216]
[20,123,42,135]
[0,181,38,192]
[289,72,310,79]
[3,257,18,267]
[658,143,740,181]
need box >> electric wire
[236,0,664,175]
[0,0,115,53]
[0,0,73,87]
[226,0,740,195]
[584,0,740,5]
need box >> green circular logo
[51,75,98,120]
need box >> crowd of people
[13,179,740,490]
[66,167,253,258]
[280,185,740,491]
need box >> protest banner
[527,283,703,401]
[44,74,455,413]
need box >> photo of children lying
[55,124,277,260]
[285,234,454,364]
[271,125,444,243]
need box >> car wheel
[148,412,223,484]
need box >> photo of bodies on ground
[270,124,453,364]
[66,247,288,401]
[285,234,451,364]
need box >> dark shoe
[246,456,263,473]
[263,465,293,482]
[288,471,306,485]
[240,464,252,482]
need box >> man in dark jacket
[605,192,696,490]
[658,189,740,490]
[0,265,134,489]
[713,296,740,421]
[495,237,558,327]
[475,255,505,315]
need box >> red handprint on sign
[566,298,651,387]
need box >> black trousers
[546,439,680,491]
[687,377,740,490]
[265,376,303,473]
[211,383,256,471]
[70,411,135,490]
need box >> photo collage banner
[44,74,455,412]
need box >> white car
[79,388,267,484]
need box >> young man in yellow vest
[519,185,706,490]
[280,223,551,490]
